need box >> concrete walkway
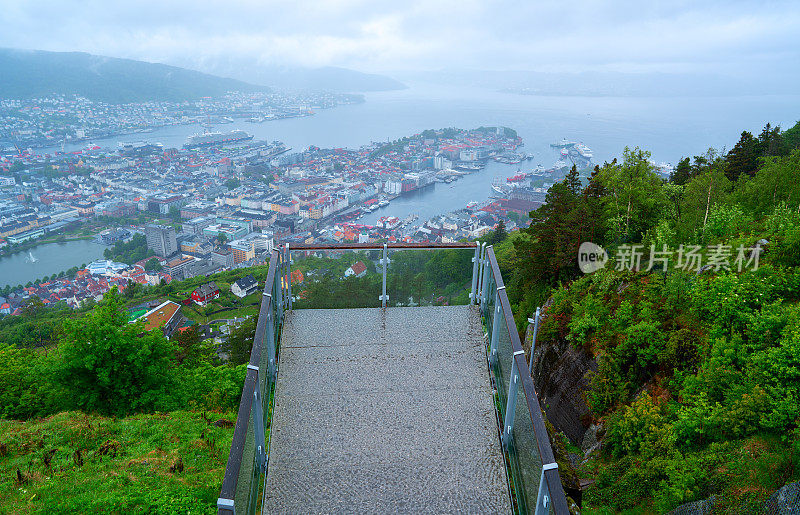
[263,305,510,514]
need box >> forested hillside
[493,121,800,512]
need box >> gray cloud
[1,0,798,79]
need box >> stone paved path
[263,305,510,514]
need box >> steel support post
[489,289,502,365]
[379,243,389,308]
[528,307,541,371]
[479,243,489,311]
[470,244,480,304]
[535,463,559,514]
[284,246,290,309]
[501,350,524,448]
[275,256,283,322]
[265,306,276,381]
[285,244,292,310]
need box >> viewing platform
[217,243,569,514]
[264,306,510,512]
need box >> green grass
[0,410,235,513]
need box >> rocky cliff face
[526,305,597,446]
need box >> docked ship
[454,162,483,172]
[118,141,164,156]
[575,143,593,159]
[550,139,576,149]
[184,129,253,148]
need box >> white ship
[575,143,593,159]
[184,129,253,148]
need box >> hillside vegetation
[0,410,233,513]
[494,120,800,511]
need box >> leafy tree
[124,281,140,299]
[488,220,508,245]
[515,165,603,286]
[224,316,256,365]
[783,120,800,150]
[144,257,163,272]
[171,325,206,366]
[737,149,800,216]
[53,288,176,416]
[225,178,241,190]
[598,147,667,243]
[669,157,692,185]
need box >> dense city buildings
[0,114,561,314]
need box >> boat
[550,139,576,149]
[575,143,593,159]
[184,129,253,148]
[454,162,483,172]
[378,199,390,207]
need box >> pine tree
[725,131,759,180]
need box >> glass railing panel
[482,269,496,336]
[508,369,544,514]
[234,401,257,513]
[386,248,474,307]
[492,301,515,408]
[289,249,382,309]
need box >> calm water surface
[0,240,107,288]
[29,84,800,279]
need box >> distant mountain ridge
[0,48,270,103]
[174,56,407,93]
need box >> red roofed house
[344,261,368,278]
[191,281,220,306]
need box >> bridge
[217,243,569,514]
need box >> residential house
[191,281,220,306]
[344,261,368,278]
[231,275,258,298]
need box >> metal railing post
[528,307,541,371]
[501,350,523,448]
[265,298,276,381]
[275,255,284,322]
[480,243,490,311]
[535,463,559,514]
[379,243,389,308]
[470,244,480,304]
[489,287,503,365]
[285,244,292,310]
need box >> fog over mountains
[0,48,406,103]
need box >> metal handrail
[287,242,476,251]
[486,246,569,514]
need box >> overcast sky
[2,0,799,78]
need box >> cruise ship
[184,129,253,148]
[576,143,593,159]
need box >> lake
[0,239,107,288]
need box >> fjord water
[18,84,799,284]
[109,82,799,223]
